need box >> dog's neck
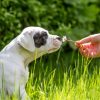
[1,38,46,67]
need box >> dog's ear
[17,31,35,52]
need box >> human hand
[75,34,100,58]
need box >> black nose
[56,37,62,41]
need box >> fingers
[79,43,92,58]
[78,43,99,58]
[75,34,100,47]
[75,35,93,48]
[90,34,100,42]
[76,35,92,44]
[75,33,100,58]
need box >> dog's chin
[48,48,59,53]
[48,46,61,53]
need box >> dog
[0,27,62,100]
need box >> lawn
[27,54,100,100]
[0,51,100,100]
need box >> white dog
[0,27,62,100]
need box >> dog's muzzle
[48,36,62,53]
[53,36,62,47]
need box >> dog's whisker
[62,36,75,43]
[66,39,76,43]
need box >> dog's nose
[56,36,62,41]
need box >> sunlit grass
[26,56,100,100]
[0,53,100,100]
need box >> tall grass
[26,52,100,100]
[0,52,100,100]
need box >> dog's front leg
[20,86,30,100]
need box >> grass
[0,51,100,100]
[27,56,100,100]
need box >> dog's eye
[33,32,47,48]
[41,31,48,39]
[33,33,40,39]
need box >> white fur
[0,27,62,100]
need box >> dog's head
[17,27,62,54]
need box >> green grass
[26,56,100,100]
[0,52,100,100]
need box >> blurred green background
[0,0,100,48]
[0,0,100,69]
[0,1,100,99]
